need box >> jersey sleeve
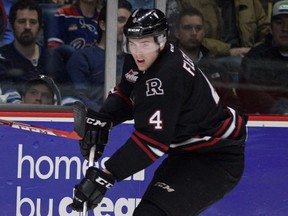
[47,8,67,48]
[105,130,169,180]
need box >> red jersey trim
[134,130,169,151]
[131,134,158,161]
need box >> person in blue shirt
[66,0,132,110]
[47,0,102,49]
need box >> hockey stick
[0,102,87,140]
[81,145,96,216]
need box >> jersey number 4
[149,110,162,130]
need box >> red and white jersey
[47,5,99,49]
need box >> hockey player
[69,8,248,216]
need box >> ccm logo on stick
[86,117,107,127]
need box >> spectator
[22,74,61,105]
[174,7,209,63]
[238,0,288,114]
[0,0,65,103]
[167,0,271,83]
[0,74,62,105]
[174,7,239,109]
[66,0,132,110]
[47,0,103,49]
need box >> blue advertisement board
[0,119,287,216]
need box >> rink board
[0,115,287,216]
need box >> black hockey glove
[69,167,115,212]
[80,109,113,161]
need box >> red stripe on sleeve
[213,113,232,137]
[232,115,243,139]
[134,130,169,151]
[183,137,221,151]
[131,134,158,161]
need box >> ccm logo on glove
[86,117,109,127]
[95,176,114,188]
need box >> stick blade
[73,102,87,139]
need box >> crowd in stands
[0,0,287,115]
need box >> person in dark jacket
[0,0,66,104]
[239,0,288,114]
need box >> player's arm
[78,84,134,161]
[79,56,136,160]
[100,55,136,125]
[100,86,133,126]
[104,130,169,181]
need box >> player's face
[128,37,161,71]
[272,15,288,51]
[23,85,54,105]
[117,8,131,43]
[13,9,40,46]
[175,15,205,51]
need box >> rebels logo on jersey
[146,78,164,96]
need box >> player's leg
[135,144,245,216]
